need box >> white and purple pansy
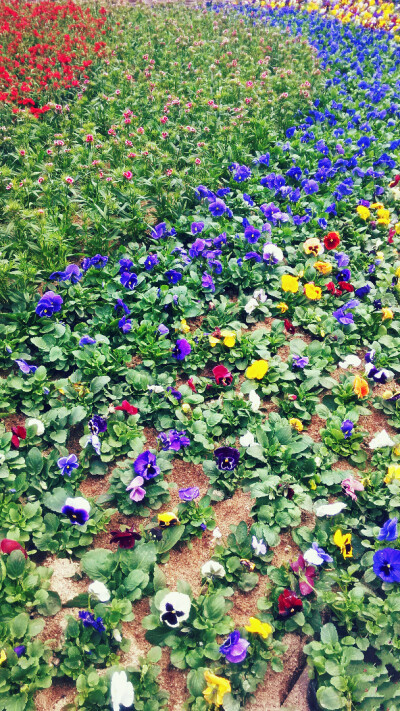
[61,496,91,525]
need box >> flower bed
[1,1,400,710]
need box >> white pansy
[251,535,267,556]
[304,548,324,566]
[240,431,255,448]
[113,629,122,642]
[338,355,361,369]
[244,298,259,315]
[159,592,191,628]
[315,502,347,517]
[64,496,91,513]
[201,560,226,579]
[88,580,110,602]
[253,288,267,303]
[110,670,134,711]
[263,242,284,263]
[369,430,395,450]
[212,527,222,540]
[148,385,164,393]
[315,456,322,467]
[249,390,260,412]
[25,417,45,435]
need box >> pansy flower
[78,610,105,632]
[11,425,26,448]
[373,549,400,583]
[159,592,191,627]
[172,338,191,361]
[281,274,299,293]
[126,476,146,502]
[278,589,303,617]
[61,497,91,525]
[114,400,138,415]
[377,518,398,542]
[158,512,179,528]
[219,631,249,663]
[35,291,63,318]
[245,617,272,639]
[213,365,233,386]
[133,451,160,480]
[203,671,231,707]
[304,281,322,301]
[324,232,340,250]
[246,359,269,380]
[110,527,141,549]
[57,453,79,477]
[214,446,240,471]
[290,555,316,595]
[0,538,28,559]
[333,529,353,558]
[88,415,107,435]
[178,487,199,501]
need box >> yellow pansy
[353,375,369,399]
[181,403,191,414]
[384,465,400,484]
[394,445,400,457]
[314,261,332,275]
[333,529,353,558]
[382,390,394,400]
[356,205,370,220]
[220,329,236,348]
[158,512,179,528]
[277,302,288,313]
[377,208,390,220]
[289,418,303,432]
[246,359,269,380]
[395,223,400,234]
[376,251,385,262]
[180,319,190,333]
[309,480,317,490]
[382,307,394,321]
[371,202,384,209]
[209,336,220,347]
[281,274,299,293]
[304,283,322,300]
[303,237,323,256]
[0,650,6,666]
[203,670,231,707]
[245,617,272,639]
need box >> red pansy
[323,232,340,250]
[114,400,138,415]
[0,538,28,559]
[212,365,233,386]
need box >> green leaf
[90,376,111,393]
[25,447,43,476]
[42,487,68,513]
[69,405,87,426]
[203,594,226,622]
[187,667,207,697]
[6,550,26,579]
[221,693,241,711]
[36,591,62,616]
[80,548,116,581]
[316,686,346,710]
[147,646,162,664]
[10,613,29,638]
[156,525,184,553]
[65,593,90,608]
[320,623,339,646]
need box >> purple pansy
[219,631,249,663]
